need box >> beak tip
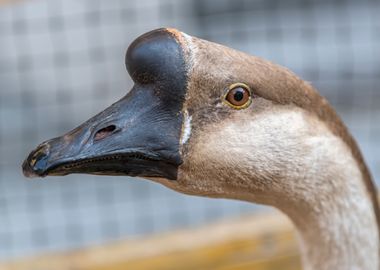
[22,154,48,178]
[21,159,38,178]
[22,144,51,178]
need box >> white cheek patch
[180,110,192,145]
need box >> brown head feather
[175,31,380,235]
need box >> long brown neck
[300,83,380,248]
[280,160,379,270]
[236,107,380,269]
[301,86,380,269]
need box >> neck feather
[283,167,378,270]
[271,134,379,270]
[227,110,379,269]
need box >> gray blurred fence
[0,0,379,259]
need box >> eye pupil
[233,90,244,101]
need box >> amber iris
[225,84,251,108]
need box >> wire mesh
[0,0,379,259]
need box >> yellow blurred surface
[0,0,20,5]
[0,211,301,270]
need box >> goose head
[22,28,380,269]
[22,27,378,214]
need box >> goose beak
[22,28,188,181]
[22,85,183,181]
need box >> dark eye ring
[223,83,252,109]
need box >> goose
[22,28,379,270]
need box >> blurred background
[0,0,379,261]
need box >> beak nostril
[94,125,117,141]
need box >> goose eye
[224,83,252,109]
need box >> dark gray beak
[22,28,188,181]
